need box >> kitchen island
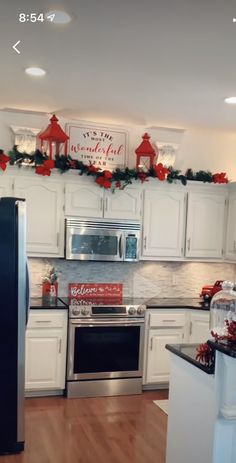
[165,341,236,463]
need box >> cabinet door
[142,189,186,257]
[25,328,65,390]
[14,178,64,256]
[185,192,226,258]
[0,176,13,197]
[65,182,103,218]
[146,328,184,383]
[104,188,141,220]
[225,193,236,260]
[189,312,210,343]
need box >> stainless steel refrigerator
[0,197,29,454]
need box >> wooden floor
[1,390,168,463]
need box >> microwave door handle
[118,235,123,259]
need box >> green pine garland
[5,145,227,189]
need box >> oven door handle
[70,319,144,326]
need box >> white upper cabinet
[225,191,236,260]
[0,176,13,197]
[14,177,64,257]
[185,190,226,259]
[65,181,141,220]
[65,182,103,218]
[142,188,186,257]
[104,188,141,220]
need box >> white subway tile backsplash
[28,258,236,299]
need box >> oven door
[67,319,145,380]
[66,225,124,261]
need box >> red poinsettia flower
[103,170,113,179]
[212,172,228,184]
[138,172,148,183]
[36,159,55,176]
[95,176,112,189]
[154,163,170,181]
[0,152,10,171]
[115,180,121,189]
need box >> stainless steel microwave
[65,218,140,262]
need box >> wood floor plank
[1,391,168,463]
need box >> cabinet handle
[162,319,176,323]
[100,198,103,211]
[144,236,147,249]
[187,238,191,251]
[190,321,192,336]
[150,337,153,351]
[59,338,62,354]
[234,240,236,253]
[57,232,59,247]
[35,320,52,324]
[105,197,108,211]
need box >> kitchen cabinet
[188,311,210,343]
[145,311,186,384]
[65,181,141,220]
[185,191,226,259]
[0,176,13,197]
[25,310,67,393]
[225,191,236,260]
[142,188,186,258]
[14,177,64,257]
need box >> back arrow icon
[12,40,21,54]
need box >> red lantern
[135,132,157,170]
[38,114,69,160]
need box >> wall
[29,258,236,299]
[1,110,236,179]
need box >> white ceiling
[1,0,236,131]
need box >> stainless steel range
[66,299,146,398]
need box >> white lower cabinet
[188,311,210,343]
[146,327,185,383]
[144,310,186,385]
[25,310,67,392]
[144,309,211,387]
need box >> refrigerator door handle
[26,259,30,325]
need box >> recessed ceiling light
[46,10,72,24]
[224,96,236,104]
[25,67,46,77]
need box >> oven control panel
[69,304,146,318]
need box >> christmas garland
[0,146,229,191]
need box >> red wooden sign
[68,283,123,299]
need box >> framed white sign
[67,123,128,169]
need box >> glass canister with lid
[210,281,236,337]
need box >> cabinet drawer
[27,312,65,329]
[149,312,185,328]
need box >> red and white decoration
[67,123,127,169]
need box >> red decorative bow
[154,163,170,181]
[212,172,228,184]
[36,159,55,176]
[0,152,10,171]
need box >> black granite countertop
[30,297,69,309]
[146,297,210,311]
[207,340,236,358]
[166,343,215,374]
